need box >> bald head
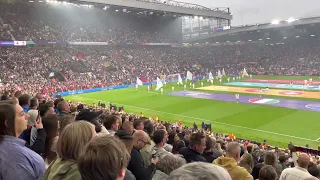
[297,153,310,169]
[226,142,241,161]
[133,130,150,150]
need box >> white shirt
[279,166,313,180]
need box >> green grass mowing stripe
[66,95,318,143]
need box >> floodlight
[286,18,296,23]
[271,20,280,24]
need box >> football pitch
[65,75,320,148]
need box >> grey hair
[156,153,186,175]
[168,162,232,180]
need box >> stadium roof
[185,16,320,43]
[63,0,232,20]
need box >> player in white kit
[184,84,186,90]
[147,85,150,92]
[172,86,175,92]
[160,88,163,94]
[135,84,138,90]
[201,82,203,87]
[235,94,240,103]
[192,83,195,89]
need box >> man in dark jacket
[128,130,158,180]
[179,132,207,163]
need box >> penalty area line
[68,95,318,142]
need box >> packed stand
[1,93,320,180]
[0,41,320,95]
[0,1,180,43]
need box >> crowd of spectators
[1,94,320,180]
[0,42,319,96]
[0,1,179,43]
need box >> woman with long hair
[42,121,96,180]
[0,101,45,180]
[42,114,59,166]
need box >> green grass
[65,75,320,148]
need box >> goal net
[160,74,181,83]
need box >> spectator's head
[29,97,38,109]
[279,153,287,164]
[308,163,319,177]
[57,121,96,161]
[115,130,134,153]
[205,135,215,152]
[144,119,154,136]
[172,140,186,154]
[133,119,144,130]
[59,114,75,133]
[18,94,30,107]
[259,165,277,180]
[27,109,38,127]
[264,152,277,167]
[239,153,254,173]
[39,103,55,117]
[298,153,311,169]
[189,132,206,153]
[122,121,133,135]
[225,142,241,162]
[153,129,168,147]
[156,153,186,175]
[168,131,179,145]
[132,130,150,150]
[78,136,130,180]
[42,114,59,161]
[9,97,19,105]
[14,91,22,98]
[54,98,64,108]
[168,162,232,180]
[0,100,29,138]
[57,100,70,113]
[101,114,119,131]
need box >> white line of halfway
[316,137,320,141]
[67,95,318,142]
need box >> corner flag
[186,71,193,80]
[136,77,143,86]
[155,77,163,91]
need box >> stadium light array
[216,42,219,44]
[199,16,203,20]
[226,41,230,43]
[194,16,198,19]
[295,36,300,38]
[29,0,34,2]
[271,20,280,25]
[248,40,252,42]
[310,35,316,37]
[258,39,263,41]
[283,37,287,39]
[286,17,297,23]
[39,0,43,2]
[236,41,241,43]
[266,38,270,40]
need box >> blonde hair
[57,121,94,161]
